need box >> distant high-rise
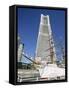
[18,36,24,62]
[35,14,57,64]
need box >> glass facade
[36,14,57,63]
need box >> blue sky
[17,7,65,63]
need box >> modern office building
[18,36,24,62]
[35,14,57,64]
[18,36,21,48]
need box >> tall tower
[35,14,56,64]
[18,36,24,62]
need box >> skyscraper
[35,14,57,64]
[18,36,24,62]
